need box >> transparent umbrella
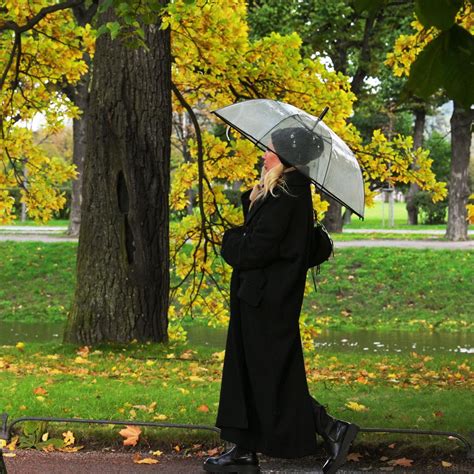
[213,98,365,218]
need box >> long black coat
[215,169,319,458]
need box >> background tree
[414,131,452,224]
[248,0,423,230]
[0,0,92,223]
[63,2,97,237]
[385,1,474,240]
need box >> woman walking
[203,128,359,474]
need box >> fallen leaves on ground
[119,426,141,447]
[33,387,48,396]
[0,348,470,390]
[345,401,369,412]
[76,346,90,358]
[347,452,363,461]
[441,460,453,467]
[5,436,18,450]
[62,431,75,446]
[387,457,414,467]
[133,453,159,464]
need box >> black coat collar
[282,168,312,187]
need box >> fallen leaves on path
[387,457,414,467]
[133,453,159,464]
[347,452,363,461]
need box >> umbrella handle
[311,106,329,131]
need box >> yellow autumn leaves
[0,0,94,223]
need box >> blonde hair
[249,164,296,209]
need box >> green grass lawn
[1,219,69,227]
[345,201,473,231]
[0,341,471,451]
[0,242,472,332]
[0,242,76,323]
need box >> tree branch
[0,0,85,33]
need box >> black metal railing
[1,411,472,471]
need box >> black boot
[203,444,260,473]
[310,396,360,474]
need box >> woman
[203,127,359,474]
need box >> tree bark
[66,75,89,237]
[65,3,97,237]
[445,102,473,241]
[322,195,343,233]
[64,3,172,344]
[350,14,376,96]
[406,108,426,225]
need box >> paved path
[5,226,474,235]
[2,449,472,473]
[334,240,474,250]
[0,234,472,249]
[0,235,78,242]
[0,226,473,249]
[343,228,474,235]
[0,226,66,234]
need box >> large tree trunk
[445,102,473,241]
[406,108,426,225]
[64,4,172,344]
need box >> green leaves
[403,25,474,108]
[414,0,463,30]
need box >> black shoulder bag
[307,208,334,291]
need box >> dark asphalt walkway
[2,448,472,473]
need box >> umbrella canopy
[213,99,365,218]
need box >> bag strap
[309,184,334,293]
